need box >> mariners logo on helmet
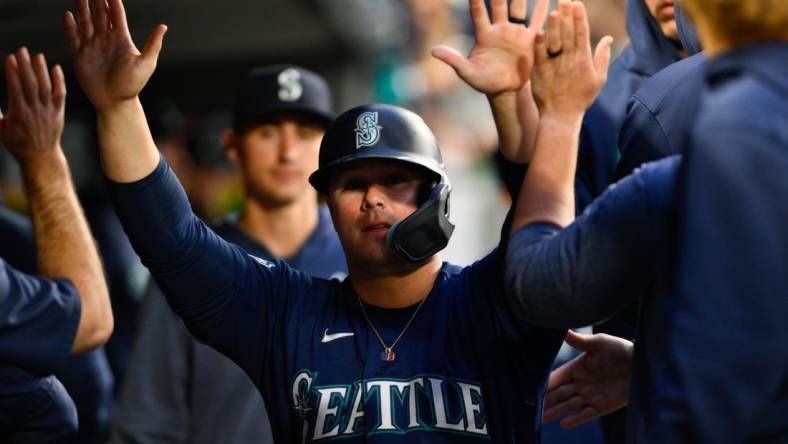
[277,68,303,102]
[354,112,383,149]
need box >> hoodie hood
[624,0,684,75]
[674,0,702,56]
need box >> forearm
[20,152,112,353]
[490,83,539,164]
[96,98,160,183]
[512,113,583,233]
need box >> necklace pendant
[380,348,396,362]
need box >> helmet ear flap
[386,182,454,263]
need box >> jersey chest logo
[291,370,489,442]
[354,112,382,149]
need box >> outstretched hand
[543,330,633,428]
[0,48,66,167]
[531,0,612,116]
[65,0,166,111]
[432,0,549,98]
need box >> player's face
[644,0,678,41]
[327,161,426,273]
[229,117,324,207]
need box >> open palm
[543,331,632,428]
[432,0,548,96]
[65,0,166,111]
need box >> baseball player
[504,0,788,441]
[0,47,112,442]
[64,0,611,441]
[113,65,346,444]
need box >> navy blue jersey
[0,368,78,443]
[0,258,80,375]
[107,156,564,443]
[113,212,346,444]
[658,42,788,444]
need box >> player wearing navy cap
[0,47,112,442]
[65,0,611,441]
[112,65,345,444]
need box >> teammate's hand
[543,330,632,428]
[531,0,612,117]
[431,0,549,98]
[65,0,166,111]
[0,48,66,167]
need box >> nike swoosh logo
[321,328,354,343]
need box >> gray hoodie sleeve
[504,156,680,328]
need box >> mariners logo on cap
[355,112,382,149]
[277,68,303,102]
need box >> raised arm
[0,48,111,354]
[65,0,166,182]
[432,0,548,163]
[513,0,612,231]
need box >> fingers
[76,0,94,40]
[64,12,82,54]
[5,55,24,112]
[52,65,67,110]
[546,11,561,55]
[546,354,577,390]
[561,405,601,428]
[572,1,591,55]
[529,0,550,32]
[559,0,575,53]
[15,48,39,104]
[33,54,52,104]
[92,0,109,34]
[534,31,548,66]
[431,45,471,77]
[593,35,614,84]
[490,0,508,23]
[544,391,585,422]
[564,329,603,351]
[509,0,527,21]
[469,0,490,33]
[140,24,167,67]
[107,0,128,31]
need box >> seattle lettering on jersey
[291,370,490,441]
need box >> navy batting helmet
[309,104,454,262]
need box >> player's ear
[222,129,241,166]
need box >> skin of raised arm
[65,0,166,183]
[432,0,548,163]
[512,0,612,233]
[0,48,112,353]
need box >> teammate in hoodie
[505,0,788,441]
[576,0,686,210]
[64,0,614,441]
[615,0,704,179]
[0,47,113,443]
[112,65,346,444]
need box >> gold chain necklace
[357,293,430,362]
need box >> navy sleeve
[657,125,788,442]
[0,259,81,375]
[504,156,680,328]
[105,156,312,386]
[616,96,674,180]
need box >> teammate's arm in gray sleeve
[112,282,191,444]
[505,156,679,328]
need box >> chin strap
[386,183,455,263]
